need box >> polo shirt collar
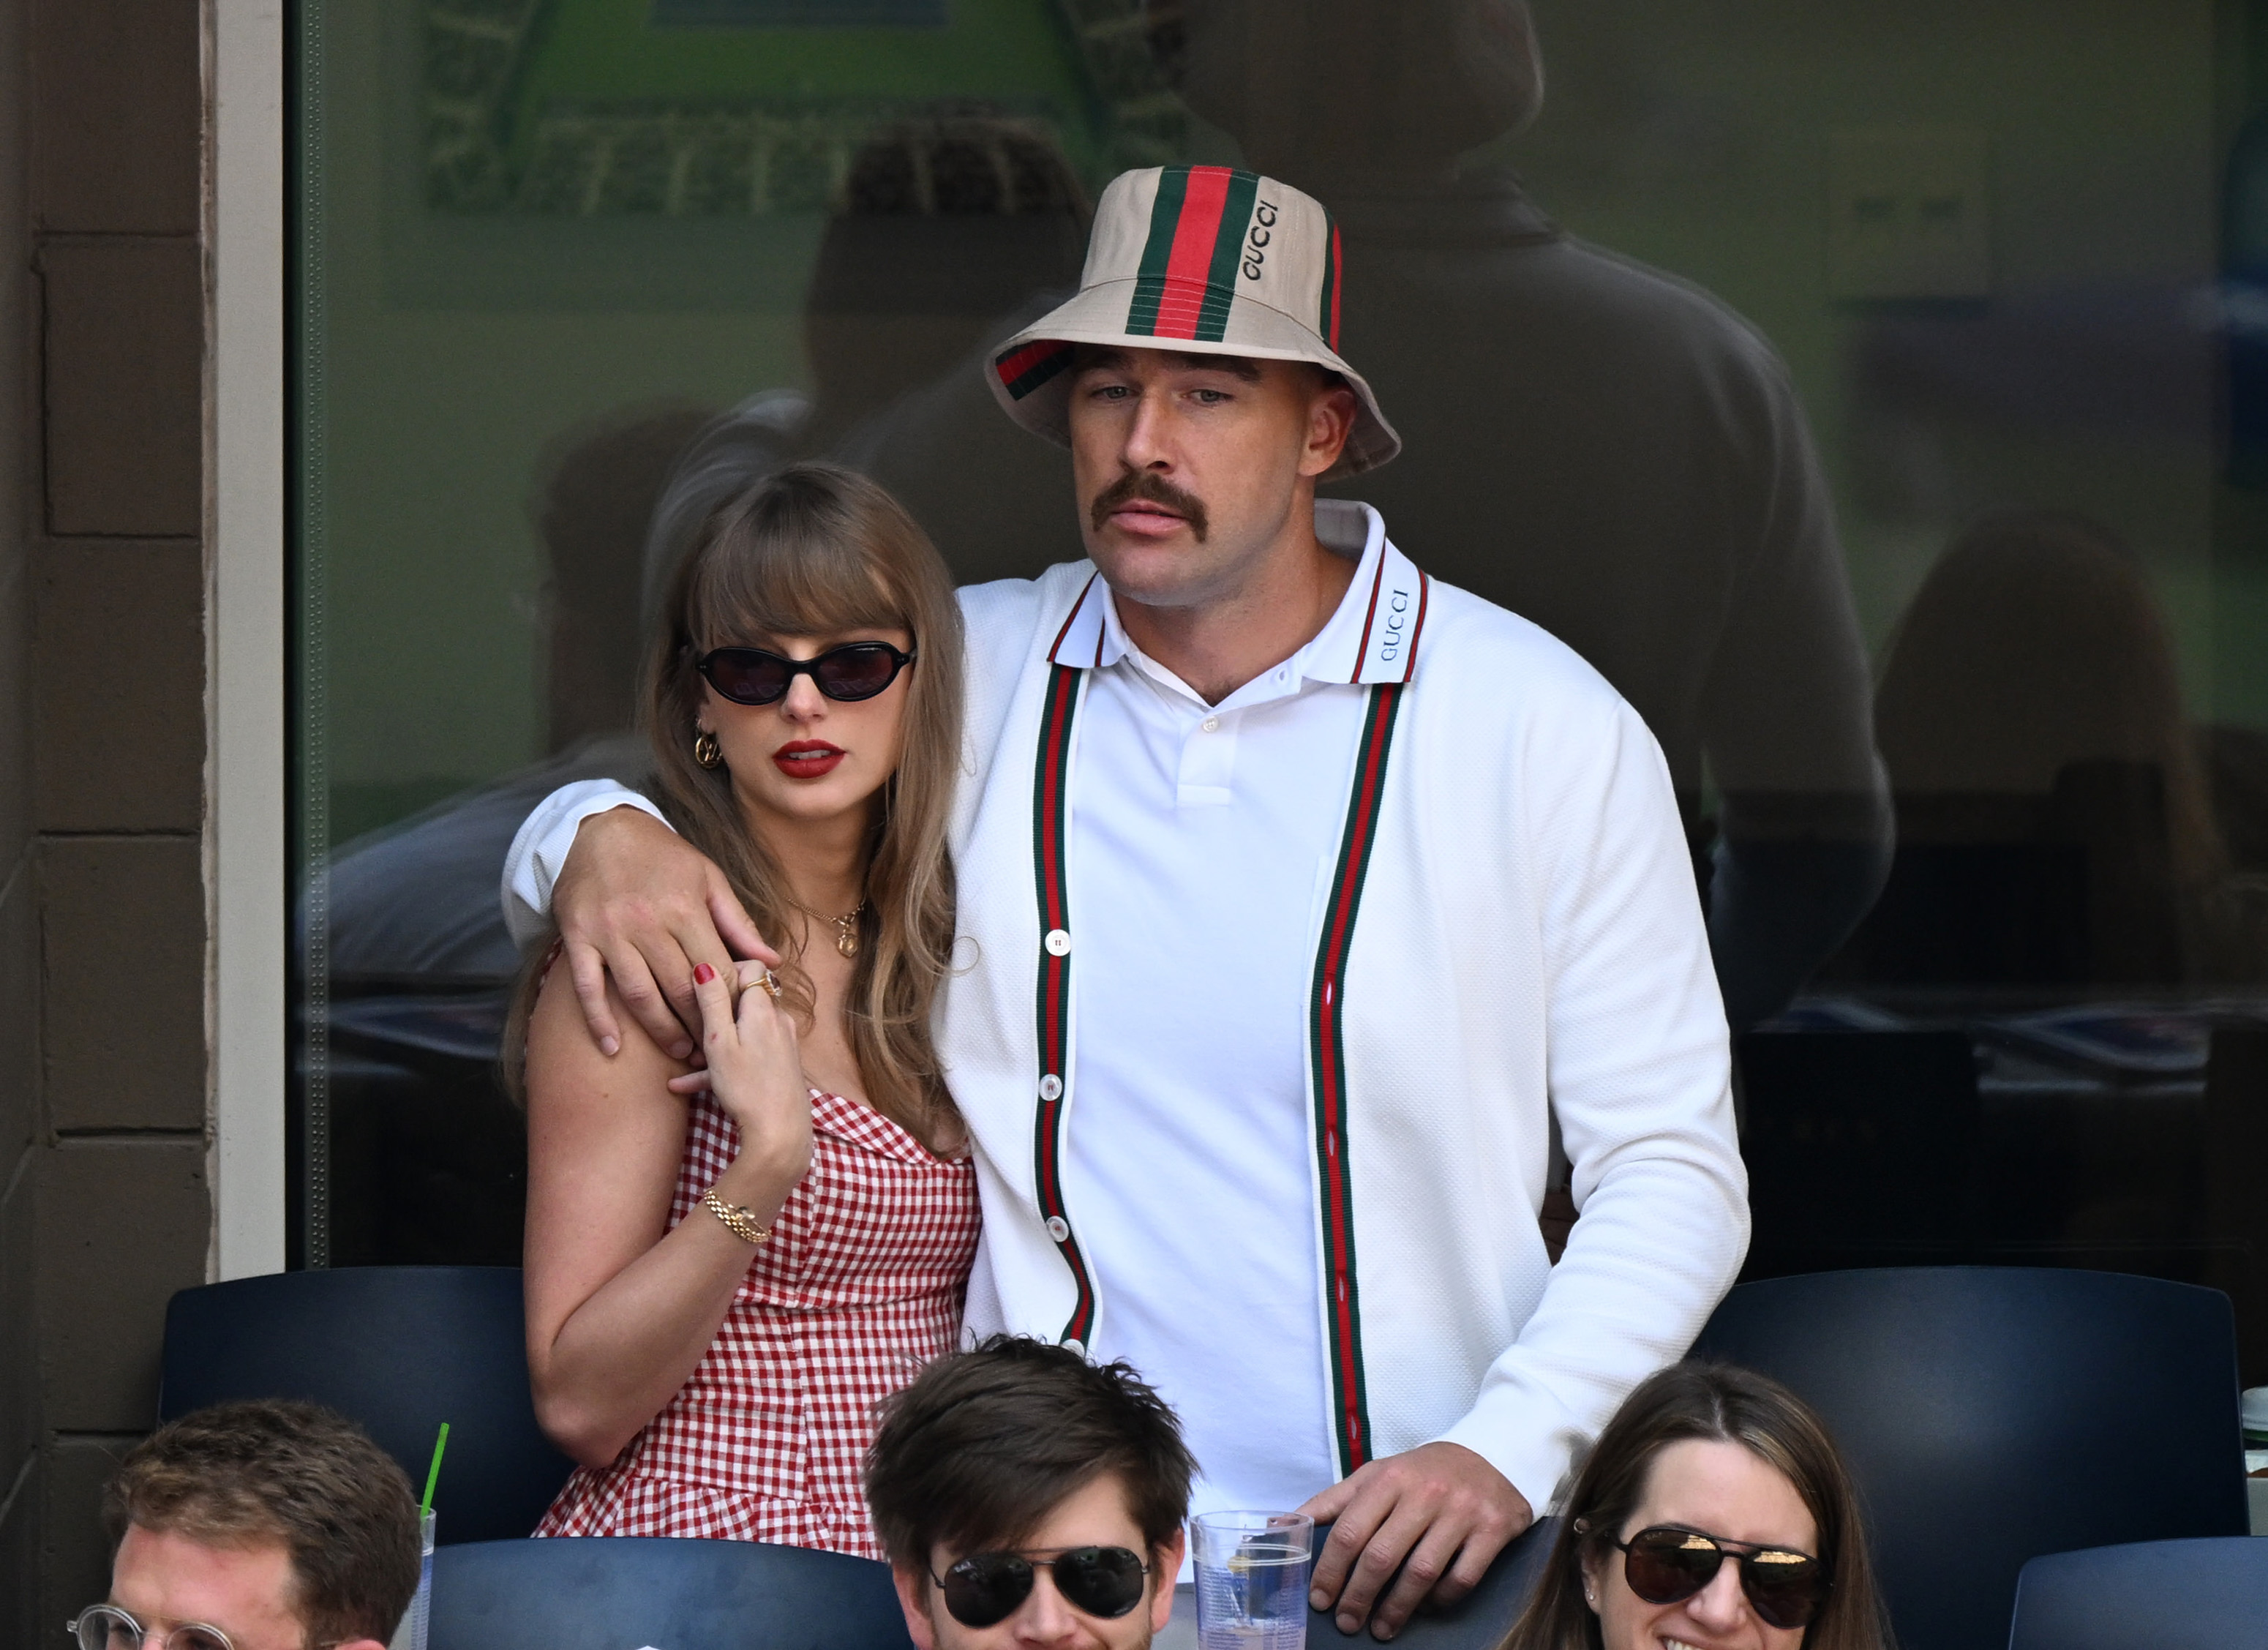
[1043,500,1430,686]
[1308,500,1430,685]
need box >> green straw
[420,1422,451,1516]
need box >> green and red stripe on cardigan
[1031,659,1096,1349]
[1307,680,1405,1471]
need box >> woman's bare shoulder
[524,962,688,1125]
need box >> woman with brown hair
[1852,509,2239,983]
[1501,1362,1892,1650]
[511,460,975,1559]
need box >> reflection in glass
[294,0,2268,1373]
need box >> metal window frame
[208,0,288,1280]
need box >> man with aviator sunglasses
[865,1336,1197,1650]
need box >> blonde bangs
[688,501,909,651]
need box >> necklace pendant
[803,898,865,961]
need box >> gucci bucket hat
[987,165,1402,478]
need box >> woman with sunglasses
[510,461,975,1559]
[1499,1362,1890,1650]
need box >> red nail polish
[694,963,716,984]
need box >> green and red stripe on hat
[985,165,1400,480]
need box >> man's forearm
[500,781,667,944]
[1436,1147,1748,1514]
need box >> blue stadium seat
[429,1537,915,1650]
[2009,1537,2268,1650]
[159,1266,574,1543]
[1692,1267,2248,1650]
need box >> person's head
[642,460,965,1140]
[534,401,717,752]
[1876,511,2193,799]
[866,1336,1198,1650]
[1871,509,2226,903]
[1067,345,1355,612]
[83,1400,421,1650]
[986,167,1400,615]
[803,116,1091,451]
[1146,0,1543,181]
[1501,1363,1889,1650]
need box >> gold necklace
[792,898,868,959]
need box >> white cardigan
[941,504,1746,1509]
[503,501,1748,1509]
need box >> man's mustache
[1089,470,1210,542]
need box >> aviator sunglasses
[930,1545,1150,1627]
[696,642,916,706]
[1586,1522,1830,1630]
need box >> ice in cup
[1194,1510,1314,1650]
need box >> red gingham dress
[534,1089,979,1558]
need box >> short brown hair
[1498,1362,1891,1650]
[864,1336,1197,1567]
[108,1400,422,1648]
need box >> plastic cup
[1193,1511,1313,1650]
[389,1510,435,1650]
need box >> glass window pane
[291,1,2268,1383]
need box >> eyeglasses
[1602,1523,1830,1630]
[68,1605,237,1650]
[928,1545,1150,1627]
[696,642,916,706]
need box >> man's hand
[553,806,776,1061]
[1297,1441,1533,1641]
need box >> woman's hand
[522,961,808,1469]
[691,960,814,1190]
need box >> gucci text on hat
[987,165,1403,479]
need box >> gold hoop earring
[693,729,723,770]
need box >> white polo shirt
[1064,562,1381,1520]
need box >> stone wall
[0,1,212,1636]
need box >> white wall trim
[207,0,286,1280]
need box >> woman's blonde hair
[508,461,964,1147]
[1498,1362,1893,1650]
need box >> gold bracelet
[702,1188,771,1245]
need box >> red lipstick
[773,740,846,780]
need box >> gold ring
[755,968,783,1001]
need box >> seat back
[160,1267,574,1542]
[1692,1267,2247,1650]
[2008,1537,2268,1650]
[429,1537,915,1650]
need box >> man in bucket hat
[983,165,1400,475]
[507,166,1746,1640]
